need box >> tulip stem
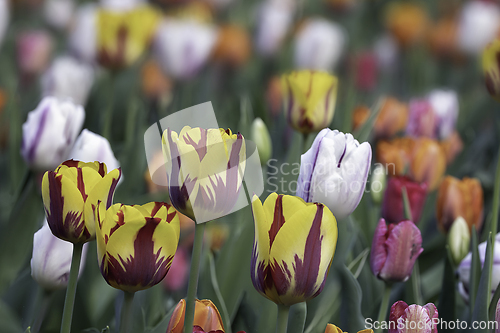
[120,291,135,333]
[183,222,206,333]
[60,243,83,333]
[375,284,392,333]
[490,145,500,249]
[302,133,309,154]
[411,261,423,305]
[276,304,290,333]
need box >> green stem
[490,145,500,251]
[411,261,423,305]
[375,284,392,333]
[183,222,206,333]
[276,304,290,333]
[102,73,116,141]
[120,292,135,333]
[302,133,309,155]
[60,243,83,333]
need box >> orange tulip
[427,17,459,59]
[212,25,251,68]
[167,299,224,333]
[376,137,413,177]
[266,76,283,118]
[436,176,483,233]
[374,97,409,139]
[141,59,172,101]
[385,2,429,48]
[352,105,370,131]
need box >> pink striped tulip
[389,301,438,333]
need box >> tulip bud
[251,193,337,306]
[374,97,408,139]
[388,301,438,333]
[436,176,483,233]
[281,71,338,134]
[16,30,53,78]
[0,0,8,48]
[370,164,387,204]
[69,4,97,64]
[371,219,423,282]
[448,216,471,265]
[457,233,500,302]
[31,222,88,290]
[154,19,218,80]
[41,56,94,106]
[212,24,251,68]
[381,176,427,224]
[21,97,85,171]
[458,1,500,55]
[43,0,75,30]
[385,2,429,48]
[251,118,272,165]
[255,0,295,57]
[483,38,500,101]
[296,128,372,220]
[294,18,346,71]
[406,99,437,138]
[167,299,224,333]
[69,129,120,173]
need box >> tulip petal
[370,219,388,278]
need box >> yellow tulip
[482,38,500,101]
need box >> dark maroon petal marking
[337,144,347,168]
[46,172,66,239]
[269,195,285,248]
[65,210,86,240]
[76,168,88,201]
[27,105,50,163]
[98,162,106,177]
[62,159,79,168]
[150,202,165,217]
[106,168,121,209]
[271,258,292,296]
[323,84,334,125]
[166,211,176,223]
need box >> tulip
[370,164,387,204]
[0,0,8,48]
[154,19,218,80]
[166,299,224,333]
[41,160,121,243]
[95,201,180,292]
[294,18,346,71]
[371,219,423,282]
[354,52,377,91]
[251,117,272,165]
[31,221,88,290]
[373,97,408,139]
[96,5,161,69]
[69,129,120,173]
[281,71,338,134]
[212,25,251,68]
[458,1,500,55]
[162,127,246,223]
[251,193,337,306]
[427,89,459,140]
[352,105,370,131]
[436,176,483,233]
[381,176,427,224]
[448,216,471,265]
[21,97,85,171]
[69,4,97,64]
[483,38,500,101]
[141,59,172,103]
[296,128,372,220]
[325,324,373,333]
[41,56,94,106]
[427,18,459,59]
[266,76,283,117]
[457,233,500,302]
[389,301,438,333]
[255,0,295,57]
[43,0,75,30]
[384,2,429,48]
[406,99,437,138]
[100,0,145,11]
[16,30,53,78]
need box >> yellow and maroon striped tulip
[95,202,180,292]
[162,126,246,223]
[41,160,121,244]
[483,38,500,101]
[281,71,338,134]
[325,324,373,333]
[251,193,337,306]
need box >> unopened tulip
[296,128,372,220]
[255,0,295,57]
[96,5,161,69]
[294,18,346,71]
[21,97,85,170]
[167,299,224,333]
[458,1,500,55]
[31,222,88,290]
[16,30,53,77]
[212,25,251,68]
[251,193,337,306]
[374,97,408,139]
[69,129,120,173]
[381,176,427,224]
[162,127,246,223]
[41,56,94,106]
[385,2,429,47]
[43,0,75,30]
[0,0,8,48]
[325,324,373,333]
[371,219,423,282]
[281,71,338,134]
[154,19,218,80]
[436,176,483,233]
[251,118,272,165]
[406,99,437,138]
[483,38,500,101]
[41,160,121,243]
[457,233,500,302]
[448,216,471,265]
[96,201,180,292]
[389,301,438,333]
[370,164,387,204]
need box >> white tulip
[43,0,75,30]
[255,0,295,56]
[427,89,459,140]
[69,129,120,172]
[458,1,500,55]
[69,4,97,64]
[0,0,9,49]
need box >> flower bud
[483,38,500,101]
[251,118,272,165]
[266,76,283,118]
[427,17,459,59]
[352,105,370,131]
[100,0,145,11]
[389,301,438,333]
[31,222,88,290]
[294,18,346,71]
[371,219,423,282]
[69,4,97,64]
[440,130,463,165]
[43,0,75,30]
[370,164,387,204]
[69,129,120,172]
[436,176,483,233]
[325,324,373,333]
[141,59,172,104]
[448,216,471,265]
[16,30,53,78]
[381,176,427,224]
[354,52,377,91]
[167,299,224,333]
[458,1,500,55]
[21,97,85,171]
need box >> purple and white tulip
[458,1,500,55]
[296,129,371,220]
[427,89,459,140]
[69,129,120,172]
[255,0,295,57]
[389,301,438,333]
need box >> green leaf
[337,264,366,332]
[208,252,231,333]
[472,233,493,331]
[0,299,22,333]
[489,280,500,321]
[145,305,176,333]
[287,302,307,333]
[304,283,341,333]
[469,226,481,317]
[438,246,456,333]
[24,327,31,333]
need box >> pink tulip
[389,301,438,333]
